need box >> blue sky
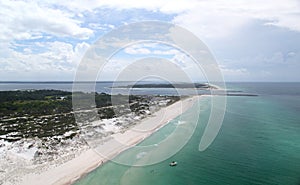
[0,0,300,82]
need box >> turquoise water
[74,83,300,185]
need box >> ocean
[73,82,300,185]
[1,82,299,184]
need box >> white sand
[19,96,199,185]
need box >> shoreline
[19,96,200,185]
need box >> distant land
[114,83,217,89]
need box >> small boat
[169,161,177,166]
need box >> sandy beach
[19,96,199,185]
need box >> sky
[1,0,300,82]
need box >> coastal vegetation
[0,90,180,142]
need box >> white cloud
[44,0,300,39]
[0,41,90,80]
[0,1,93,42]
[46,0,192,13]
[124,46,151,55]
[123,43,180,56]
[153,49,179,55]
[2,0,299,42]
[172,0,300,39]
[220,65,249,76]
[88,23,115,31]
[218,65,250,81]
[218,49,300,81]
[287,52,296,58]
[1,0,300,81]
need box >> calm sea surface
[73,82,300,185]
[1,82,299,184]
